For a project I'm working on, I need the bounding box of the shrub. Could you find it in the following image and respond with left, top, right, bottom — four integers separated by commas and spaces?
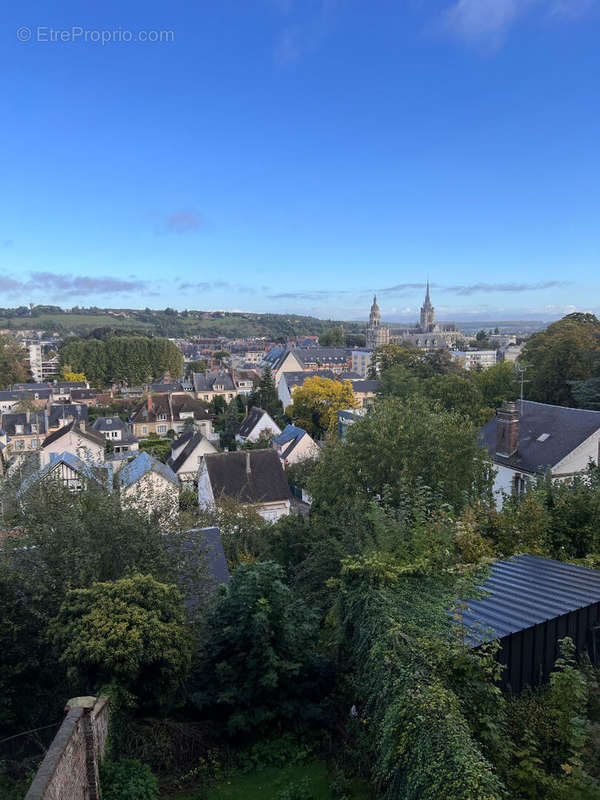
100, 759, 158, 800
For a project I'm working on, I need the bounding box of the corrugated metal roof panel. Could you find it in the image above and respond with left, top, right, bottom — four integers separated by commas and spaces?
460, 554, 600, 644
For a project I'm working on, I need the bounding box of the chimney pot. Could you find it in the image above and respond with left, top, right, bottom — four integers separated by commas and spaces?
147, 394, 153, 411
496, 400, 519, 458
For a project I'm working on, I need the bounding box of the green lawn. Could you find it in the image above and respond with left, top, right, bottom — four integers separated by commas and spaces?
166, 761, 373, 800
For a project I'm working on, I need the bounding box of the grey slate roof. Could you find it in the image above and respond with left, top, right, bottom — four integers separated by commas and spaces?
204, 449, 291, 504
192, 371, 236, 392
92, 416, 127, 432
460, 554, 600, 645
237, 407, 269, 440
272, 424, 309, 460
12, 382, 52, 391
350, 379, 380, 392
1, 412, 48, 436
165, 526, 230, 612
168, 432, 210, 474
42, 420, 105, 449
117, 450, 180, 489
48, 404, 88, 428
479, 400, 600, 473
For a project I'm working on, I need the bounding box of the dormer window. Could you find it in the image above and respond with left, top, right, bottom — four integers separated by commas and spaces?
157, 413, 167, 421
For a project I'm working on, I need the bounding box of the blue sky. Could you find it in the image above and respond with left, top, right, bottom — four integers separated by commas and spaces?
2, 0, 599, 321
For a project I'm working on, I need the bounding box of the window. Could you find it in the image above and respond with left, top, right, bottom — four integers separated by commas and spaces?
16, 440, 25, 450
204, 395, 209, 401
157, 424, 167, 435
141, 426, 148, 435
30, 439, 39, 448
31, 423, 38, 432
112, 431, 118, 438
157, 413, 167, 421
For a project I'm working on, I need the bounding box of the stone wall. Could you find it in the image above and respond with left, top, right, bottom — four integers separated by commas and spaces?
25, 696, 109, 800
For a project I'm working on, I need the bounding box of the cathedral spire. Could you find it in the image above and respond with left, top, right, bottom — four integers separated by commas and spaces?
420, 280, 435, 332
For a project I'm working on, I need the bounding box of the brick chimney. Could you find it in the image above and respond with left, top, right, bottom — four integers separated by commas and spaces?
246, 450, 252, 475
496, 401, 519, 458
147, 394, 153, 411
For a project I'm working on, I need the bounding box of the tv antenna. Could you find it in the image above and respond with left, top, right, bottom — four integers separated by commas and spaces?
515, 363, 532, 406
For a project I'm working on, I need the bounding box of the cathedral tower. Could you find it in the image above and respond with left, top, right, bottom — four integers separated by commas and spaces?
419, 281, 435, 332
366, 295, 389, 349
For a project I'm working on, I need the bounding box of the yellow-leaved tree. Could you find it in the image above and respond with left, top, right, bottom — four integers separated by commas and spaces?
61, 365, 87, 383
286, 376, 357, 438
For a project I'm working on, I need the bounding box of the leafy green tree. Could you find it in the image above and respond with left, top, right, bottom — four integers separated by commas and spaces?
250, 364, 285, 424
473, 361, 517, 410
51, 574, 191, 710
191, 562, 331, 736
0, 334, 30, 388
0, 480, 201, 733
319, 326, 345, 346
309, 395, 493, 513
521, 313, 600, 406
570, 376, 600, 410
220, 397, 241, 450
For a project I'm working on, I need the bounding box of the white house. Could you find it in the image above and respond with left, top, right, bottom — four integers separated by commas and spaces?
20, 451, 113, 494
167, 430, 217, 483
480, 400, 600, 507
452, 350, 497, 370
272, 425, 320, 467
198, 449, 291, 522
117, 450, 180, 520
235, 407, 281, 445
40, 421, 106, 467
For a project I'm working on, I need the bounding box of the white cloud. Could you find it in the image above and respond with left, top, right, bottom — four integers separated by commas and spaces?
439, 0, 598, 46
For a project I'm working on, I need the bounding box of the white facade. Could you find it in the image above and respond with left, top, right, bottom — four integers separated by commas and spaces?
41, 429, 105, 467
172, 437, 217, 481
276, 432, 320, 467
121, 469, 179, 520
491, 429, 600, 508
235, 410, 281, 444
197, 459, 291, 522
452, 350, 497, 370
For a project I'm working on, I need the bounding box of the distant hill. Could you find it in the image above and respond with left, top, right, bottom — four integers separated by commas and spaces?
0, 305, 366, 340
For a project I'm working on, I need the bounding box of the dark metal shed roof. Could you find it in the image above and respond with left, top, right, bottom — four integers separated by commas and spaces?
461, 554, 600, 645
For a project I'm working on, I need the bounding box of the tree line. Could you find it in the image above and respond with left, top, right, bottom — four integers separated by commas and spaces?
59, 333, 184, 387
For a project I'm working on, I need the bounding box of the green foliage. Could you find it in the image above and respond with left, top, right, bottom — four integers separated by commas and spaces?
277, 777, 314, 800
250, 364, 285, 425
0, 334, 30, 389
192, 562, 332, 737
337, 551, 505, 800
309, 395, 493, 513
319, 327, 344, 347
521, 313, 600, 406
51, 573, 192, 710
59, 334, 184, 387
100, 758, 158, 800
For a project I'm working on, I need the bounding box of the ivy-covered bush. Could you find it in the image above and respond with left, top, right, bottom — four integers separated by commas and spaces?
100, 759, 158, 800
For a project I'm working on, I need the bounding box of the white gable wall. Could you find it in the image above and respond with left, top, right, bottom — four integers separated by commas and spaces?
280, 433, 320, 466
41, 431, 104, 466
176, 438, 218, 479
197, 460, 216, 509
552, 429, 600, 476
